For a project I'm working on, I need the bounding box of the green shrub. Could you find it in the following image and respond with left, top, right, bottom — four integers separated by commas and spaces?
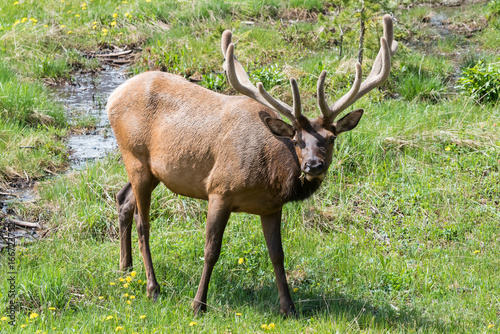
249, 64, 286, 90
458, 60, 500, 104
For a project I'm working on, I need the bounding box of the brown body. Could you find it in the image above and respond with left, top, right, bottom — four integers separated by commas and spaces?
108, 15, 397, 316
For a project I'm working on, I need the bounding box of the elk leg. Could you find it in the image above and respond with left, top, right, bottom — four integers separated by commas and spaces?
192, 195, 231, 315
116, 182, 136, 272
129, 172, 160, 300
261, 210, 296, 316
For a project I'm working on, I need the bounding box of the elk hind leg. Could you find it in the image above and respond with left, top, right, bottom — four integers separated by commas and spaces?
116, 181, 136, 272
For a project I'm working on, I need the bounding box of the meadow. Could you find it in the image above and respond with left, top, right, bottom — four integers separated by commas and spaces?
0, 0, 499, 333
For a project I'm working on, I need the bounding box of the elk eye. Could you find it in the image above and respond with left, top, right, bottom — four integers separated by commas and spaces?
292, 139, 299, 147
328, 136, 336, 144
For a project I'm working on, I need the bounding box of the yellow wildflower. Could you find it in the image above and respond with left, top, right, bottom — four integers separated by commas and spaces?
106, 315, 114, 320
125, 276, 132, 282
81, 3, 87, 6
123, 283, 129, 288
126, 300, 131, 305
146, 0, 151, 2
29, 312, 39, 319
238, 258, 244, 264
488, 324, 495, 329
236, 313, 242, 316
123, 293, 129, 297
268, 323, 276, 329
138, 280, 142, 283
116, 326, 123, 331
0, 317, 8, 321
13, 20, 20, 26
474, 250, 480, 254
21, 324, 27, 328
14, 1, 19, 5
130, 295, 135, 299
140, 315, 146, 319
261, 324, 269, 330
75, 14, 80, 17
130, 271, 137, 277
98, 296, 104, 300
21, 17, 28, 23
49, 307, 56, 310
67, 30, 72, 34
293, 288, 298, 292
119, 277, 125, 282
60, 24, 66, 28
123, 1, 128, 3
113, 13, 118, 18
189, 321, 197, 326
110, 282, 116, 285
30, 18, 38, 23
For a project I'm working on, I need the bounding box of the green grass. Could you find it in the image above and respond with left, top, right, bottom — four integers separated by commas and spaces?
1, 0, 500, 333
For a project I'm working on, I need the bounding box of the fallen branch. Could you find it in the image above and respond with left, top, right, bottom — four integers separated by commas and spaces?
6, 217, 41, 229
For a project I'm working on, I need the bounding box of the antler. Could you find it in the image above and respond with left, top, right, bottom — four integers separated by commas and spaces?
221, 30, 301, 124
318, 14, 398, 123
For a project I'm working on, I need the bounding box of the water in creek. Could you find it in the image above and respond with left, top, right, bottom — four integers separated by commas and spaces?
55, 65, 129, 168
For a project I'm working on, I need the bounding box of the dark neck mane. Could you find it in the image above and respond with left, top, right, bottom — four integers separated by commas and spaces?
284, 176, 323, 202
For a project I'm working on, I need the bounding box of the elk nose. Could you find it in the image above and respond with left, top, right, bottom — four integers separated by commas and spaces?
304, 160, 324, 174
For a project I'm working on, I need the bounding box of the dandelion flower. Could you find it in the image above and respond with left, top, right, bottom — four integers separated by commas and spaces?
21, 17, 28, 23
146, 0, 152, 2
474, 250, 480, 254
30, 18, 38, 23
293, 288, 298, 292
98, 296, 104, 300
488, 324, 495, 329
119, 277, 125, 282
261, 324, 269, 330
139, 315, 146, 319
238, 258, 244, 264
49, 307, 56, 310
445, 146, 451, 151
123, 293, 129, 297
236, 313, 242, 316
113, 13, 118, 18
13, 20, 20, 26
110, 282, 116, 285
60, 24, 66, 28
268, 323, 276, 329
29, 313, 39, 319
126, 300, 131, 305
14, 1, 19, 5
123, 0, 128, 3
106, 315, 114, 320
130, 271, 137, 277
130, 295, 135, 299
75, 14, 80, 17
21, 324, 27, 328
0, 317, 8, 321
138, 280, 142, 283
116, 326, 123, 331
189, 321, 197, 326
125, 276, 132, 282
68, 30, 72, 34
123, 283, 129, 288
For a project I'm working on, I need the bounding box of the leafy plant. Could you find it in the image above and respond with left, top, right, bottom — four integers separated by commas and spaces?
201, 73, 226, 92
249, 64, 286, 90
458, 60, 500, 104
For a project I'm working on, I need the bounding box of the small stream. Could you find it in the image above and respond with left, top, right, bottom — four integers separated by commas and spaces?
0, 65, 129, 250
55, 65, 129, 168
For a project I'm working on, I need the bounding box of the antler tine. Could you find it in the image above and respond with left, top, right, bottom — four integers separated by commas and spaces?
331, 15, 397, 116
222, 31, 300, 124
317, 63, 362, 122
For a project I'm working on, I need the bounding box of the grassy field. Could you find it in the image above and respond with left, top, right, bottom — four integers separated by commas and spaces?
1, 0, 500, 333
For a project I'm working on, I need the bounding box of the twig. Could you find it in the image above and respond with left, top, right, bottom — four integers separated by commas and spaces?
6, 217, 41, 229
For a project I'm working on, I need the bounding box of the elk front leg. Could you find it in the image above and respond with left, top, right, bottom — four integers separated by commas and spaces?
261, 210, 296, 316
116, 182, 136, 272
192, 195, 231, 315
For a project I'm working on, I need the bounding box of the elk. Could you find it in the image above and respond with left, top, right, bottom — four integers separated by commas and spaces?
107, 15, 397, 316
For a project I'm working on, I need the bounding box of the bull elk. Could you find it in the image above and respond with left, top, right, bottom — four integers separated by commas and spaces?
107, 15, 398, 316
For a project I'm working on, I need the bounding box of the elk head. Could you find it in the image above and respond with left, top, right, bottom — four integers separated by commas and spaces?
221, 15, 398, 182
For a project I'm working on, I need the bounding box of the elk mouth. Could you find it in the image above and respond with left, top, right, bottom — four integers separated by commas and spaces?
302, 171, 326, 182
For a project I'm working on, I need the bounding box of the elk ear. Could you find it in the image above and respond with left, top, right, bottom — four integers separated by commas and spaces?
265, 117, 295, 138
333, 109, 364, 135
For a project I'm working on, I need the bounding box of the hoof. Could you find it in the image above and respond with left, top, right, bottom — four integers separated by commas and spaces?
280, 303, 297, 318
191, 300, 207, 316
147, 283, 160, 301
